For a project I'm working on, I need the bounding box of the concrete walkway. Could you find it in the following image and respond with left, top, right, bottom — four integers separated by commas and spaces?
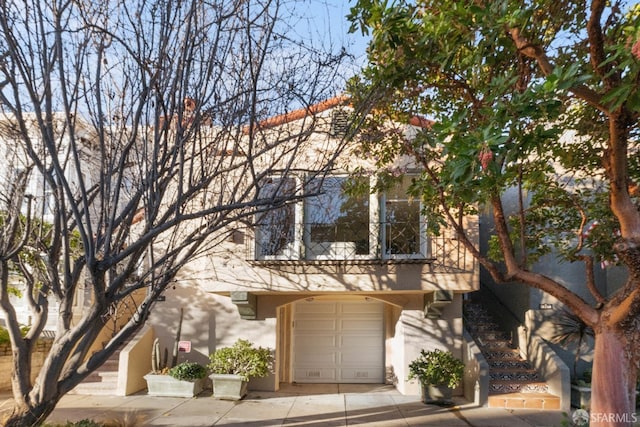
14, 384, 571, 427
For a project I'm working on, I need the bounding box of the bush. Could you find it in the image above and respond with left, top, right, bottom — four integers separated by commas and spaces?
168, 361, 207, 381
0, 325, 31, 344
408, 349, 464, 389
208, 339, 273, 382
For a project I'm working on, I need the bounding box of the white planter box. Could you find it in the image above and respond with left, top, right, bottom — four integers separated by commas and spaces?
144, 374, 204, 398
571, 384, 591, 409
210, 374, 248, 400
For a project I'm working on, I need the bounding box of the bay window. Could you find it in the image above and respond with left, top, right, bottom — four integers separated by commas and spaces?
254, 174, 428, 261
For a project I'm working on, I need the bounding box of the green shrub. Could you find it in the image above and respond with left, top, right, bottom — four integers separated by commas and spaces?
0, 325, 31, 345
168, 361, 207, 381
208, 339, 274, 382
408, 349, 464, 388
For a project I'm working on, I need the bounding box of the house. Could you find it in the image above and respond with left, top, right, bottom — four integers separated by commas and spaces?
141, 96, 480, 397
0, 113, 97, 331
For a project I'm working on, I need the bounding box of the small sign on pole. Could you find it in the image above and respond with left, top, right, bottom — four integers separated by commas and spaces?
178, 341, 191, 353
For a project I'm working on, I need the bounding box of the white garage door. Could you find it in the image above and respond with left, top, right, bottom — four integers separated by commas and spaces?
292, 299, 384, 383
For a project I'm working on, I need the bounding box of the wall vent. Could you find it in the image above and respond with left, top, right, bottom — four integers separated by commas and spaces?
330, 109, 350, 138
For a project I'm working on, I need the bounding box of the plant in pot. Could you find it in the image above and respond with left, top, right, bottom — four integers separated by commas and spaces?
144, 338, 208, 397
408, 349, 464, 404
570, 369, 592, 409
208, 338, 274, 400
550, 309, 594, 409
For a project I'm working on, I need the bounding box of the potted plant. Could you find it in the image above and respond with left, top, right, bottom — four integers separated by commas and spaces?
550, 309, 595, 409
570, 369, 592, 409
408, 349, 464, 404
144, 361, 208, 397
208, 339, 274, 400
144, 337, 208, 397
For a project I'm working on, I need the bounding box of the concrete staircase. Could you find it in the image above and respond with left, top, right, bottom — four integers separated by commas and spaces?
70, 344, 123, 395
464, 300, 561, 410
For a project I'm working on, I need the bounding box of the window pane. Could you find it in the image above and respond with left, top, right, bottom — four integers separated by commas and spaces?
306, 177, 369, 258
385, 200, 420, 255
256, 178, 296, 257
384, 177, 421, 256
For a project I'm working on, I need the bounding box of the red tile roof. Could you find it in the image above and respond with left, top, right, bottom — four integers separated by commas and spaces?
243, 95, 432, 134
243, 95, 350, 134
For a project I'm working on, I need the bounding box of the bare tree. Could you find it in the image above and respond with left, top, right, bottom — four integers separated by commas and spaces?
0, 0, 350, 425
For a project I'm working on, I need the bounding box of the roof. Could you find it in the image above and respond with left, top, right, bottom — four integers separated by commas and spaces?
243, 95, 433, 134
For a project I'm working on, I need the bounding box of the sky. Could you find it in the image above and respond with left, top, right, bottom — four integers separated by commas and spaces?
287, 0, 371, 80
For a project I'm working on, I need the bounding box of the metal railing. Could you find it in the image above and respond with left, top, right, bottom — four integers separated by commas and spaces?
254, 221, 474, 271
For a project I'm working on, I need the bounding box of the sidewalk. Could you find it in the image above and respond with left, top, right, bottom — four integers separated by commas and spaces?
27, 384, 567, 427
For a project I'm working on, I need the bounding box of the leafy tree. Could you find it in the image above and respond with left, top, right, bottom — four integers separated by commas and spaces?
0, 0, 349, 425
347, 0, 639, 424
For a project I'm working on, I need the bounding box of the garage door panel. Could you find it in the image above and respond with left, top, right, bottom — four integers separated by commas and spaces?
340, 319, 383, 331
295, 351, 337, 364
340, 368, 381, 382
338, 334, 380, 347
295, 335, 336, 347
294, 368, 337, 382
295, 303, 337, 314
340, 302, 381, 314
295, 319, 336, 331
293, 300, 384, 384
341, 350, 383, 364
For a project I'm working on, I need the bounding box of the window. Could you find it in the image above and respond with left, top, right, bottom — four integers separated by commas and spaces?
304, 176, 371, 260
254, 174, 427, 261
255, 177, 298, 259
381, 176, 427, 259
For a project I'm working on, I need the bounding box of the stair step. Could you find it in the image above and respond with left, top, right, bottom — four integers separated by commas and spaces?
474, 331, 510, 341
70, 382, 118, 396
98, 371, 119, 380
490, 370, 540, 381
73, 337, 129, 396
69, 381, 117, 396
465, 297, 560, 410
100, 359, 120, 371
467, 323, 501, 332
490, 380, 549, 394
484, 349, 522, 360
488, 359, 533, 370
479, 339, 512, 349
488, 392, 561, 409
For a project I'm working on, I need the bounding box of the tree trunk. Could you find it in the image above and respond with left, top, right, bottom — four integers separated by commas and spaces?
3, 398, 58, 427
590, 327, 637, 427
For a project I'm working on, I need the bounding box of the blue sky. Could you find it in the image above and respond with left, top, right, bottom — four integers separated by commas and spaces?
286, 0, 370, 78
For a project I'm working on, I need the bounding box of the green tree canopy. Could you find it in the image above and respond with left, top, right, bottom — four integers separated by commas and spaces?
348, 0, 639, 424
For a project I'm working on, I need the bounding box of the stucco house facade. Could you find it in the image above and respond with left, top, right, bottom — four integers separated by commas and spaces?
142, 97, 480, 396
0, 113, 97, 332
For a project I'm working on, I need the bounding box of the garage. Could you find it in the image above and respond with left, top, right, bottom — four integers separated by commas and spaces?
292, 298, 384, 383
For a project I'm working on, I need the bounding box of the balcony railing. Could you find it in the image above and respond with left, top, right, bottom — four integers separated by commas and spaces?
253, 221, 473, 272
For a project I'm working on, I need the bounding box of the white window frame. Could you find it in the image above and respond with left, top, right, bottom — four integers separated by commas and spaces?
302, 175, 377, 261
379, 176, 429, 260
254, 176, 302, 260
253, 173, 428, 261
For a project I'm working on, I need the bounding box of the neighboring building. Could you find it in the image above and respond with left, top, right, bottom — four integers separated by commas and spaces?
0, 113, 98, 331
144, 96, 480, 396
